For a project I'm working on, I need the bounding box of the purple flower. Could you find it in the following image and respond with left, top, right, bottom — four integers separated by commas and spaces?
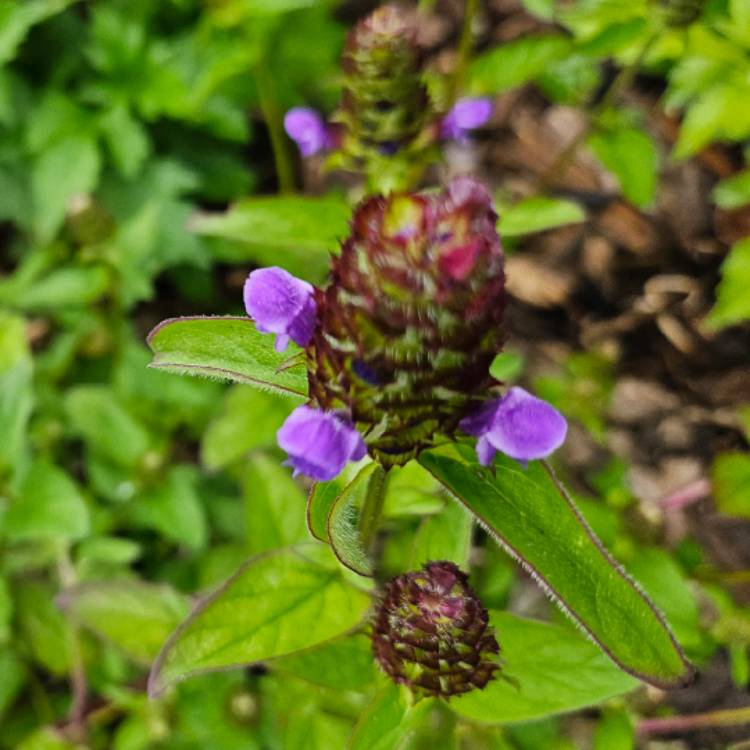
243, 267, 317, 352
277, 406, 367, 481
460, 387, 567, 466
441, 98, 493, 143
283, 107, 330, 157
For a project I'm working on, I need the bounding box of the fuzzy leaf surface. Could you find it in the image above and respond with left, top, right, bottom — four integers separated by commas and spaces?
449, 611, 638, 723
147, 316, 308, 398
419, 448, 692, 688
149, 548, 370, 695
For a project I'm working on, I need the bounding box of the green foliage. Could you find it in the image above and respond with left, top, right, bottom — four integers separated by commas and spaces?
712, 450, 750, 518
498, 197, 586, 237
706, 238, 750, 329
149, 548, 371, 695
147, 316, 308, 397
419, 448, 693, 687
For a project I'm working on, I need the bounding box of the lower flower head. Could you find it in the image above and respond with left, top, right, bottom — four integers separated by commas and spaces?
459, 387, 567, 465
372, 561, 500, 698
276, 406, 366, 481
441, 98, 493, 143
284, 107, 330, 157
243, 266, 317, 352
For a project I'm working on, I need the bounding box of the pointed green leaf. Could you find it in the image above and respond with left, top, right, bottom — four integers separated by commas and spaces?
419, 448, 693, 688
148, 548, 370, 696
306, 459, 371, 541
449, 611, 638, 724
147, 316, 308, 398
327, 463, 377, 577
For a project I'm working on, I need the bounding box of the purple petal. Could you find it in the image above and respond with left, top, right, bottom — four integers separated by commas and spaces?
283, 107, 329, 157
244, 267, 316, 350
461, 387, 567, 464
441, 98, 493, 141
277, 406, 367, 481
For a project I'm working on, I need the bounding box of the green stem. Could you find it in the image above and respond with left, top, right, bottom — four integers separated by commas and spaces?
358, 464, 389, 550
254, 66, 295, 194
450, 0, 480, 104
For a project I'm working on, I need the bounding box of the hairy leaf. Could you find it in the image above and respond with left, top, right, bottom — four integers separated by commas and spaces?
147, 316, 308, 398
419, 448, 693, 688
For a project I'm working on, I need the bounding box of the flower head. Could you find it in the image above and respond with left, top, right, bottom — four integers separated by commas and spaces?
307, 176, 506, 466
372, 561, 500, 698
243, 267, 317, 352
441, 98, 493, 143
283, 107, 330, 157
459, 387, 567, 466
277, 406, 366, 481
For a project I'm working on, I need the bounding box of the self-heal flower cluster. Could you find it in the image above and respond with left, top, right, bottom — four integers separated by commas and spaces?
243, 177, 568, 481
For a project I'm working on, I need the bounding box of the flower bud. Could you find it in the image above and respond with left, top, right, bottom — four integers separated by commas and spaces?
335, 5, 436, 185
306, 177, 506, 467
372, 561, 500, 699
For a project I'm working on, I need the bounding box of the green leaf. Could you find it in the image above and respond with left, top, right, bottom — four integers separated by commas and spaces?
3, 461, 89, 542
65, 386, 152, 469
489, 350, 525, 383
594, 709, 635, 750
713, 169, 750, 210
307, 460, 371, 541
192, 194, 350, 281
327, 463, 377, 577
99, 103, 151, 178
148, 547, 371, 695
0, 312, 33, 481
275, 634, 377, 691
0, 266, 110, 311
242, 453, 308, 554
60, 580, 189, 665
409, 501, 473, 570
129, 466, 207, 551
589, 127, 658, 208
147, 316, 308, 399
450, 611, 637, 724
0, 647, 25, 718
712, 451, 750, 518
469, 35, 573, 95
499, 197, 585, 237
32, 134, 101, 243
419, 448, 693, 688
0, 0, 77, 65
201, 386, 290, 469
349, 683, 437, 750
706, 239, 750, 329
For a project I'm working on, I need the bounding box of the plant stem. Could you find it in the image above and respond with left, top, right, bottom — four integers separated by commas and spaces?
639, 705, 750, 736
254, 66, 295, 194
450, 0, 480, 104
358, 464, 389, 551
57, 547, 88, 743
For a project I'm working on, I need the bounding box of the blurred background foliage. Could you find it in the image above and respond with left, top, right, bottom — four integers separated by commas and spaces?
0, 0, 748, 748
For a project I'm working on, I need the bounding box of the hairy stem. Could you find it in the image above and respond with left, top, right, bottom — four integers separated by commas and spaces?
358, 464, 389, 551
639, 705, 750, 736
451, 0, 481, 104
254, 66, 295, 194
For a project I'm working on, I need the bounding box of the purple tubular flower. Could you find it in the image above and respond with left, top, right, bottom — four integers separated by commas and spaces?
283, 107, 329, 157
243, 267, 317, 352
277, 406, 367, 481
441, 97, 493, 142
459, 387, 568, 466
